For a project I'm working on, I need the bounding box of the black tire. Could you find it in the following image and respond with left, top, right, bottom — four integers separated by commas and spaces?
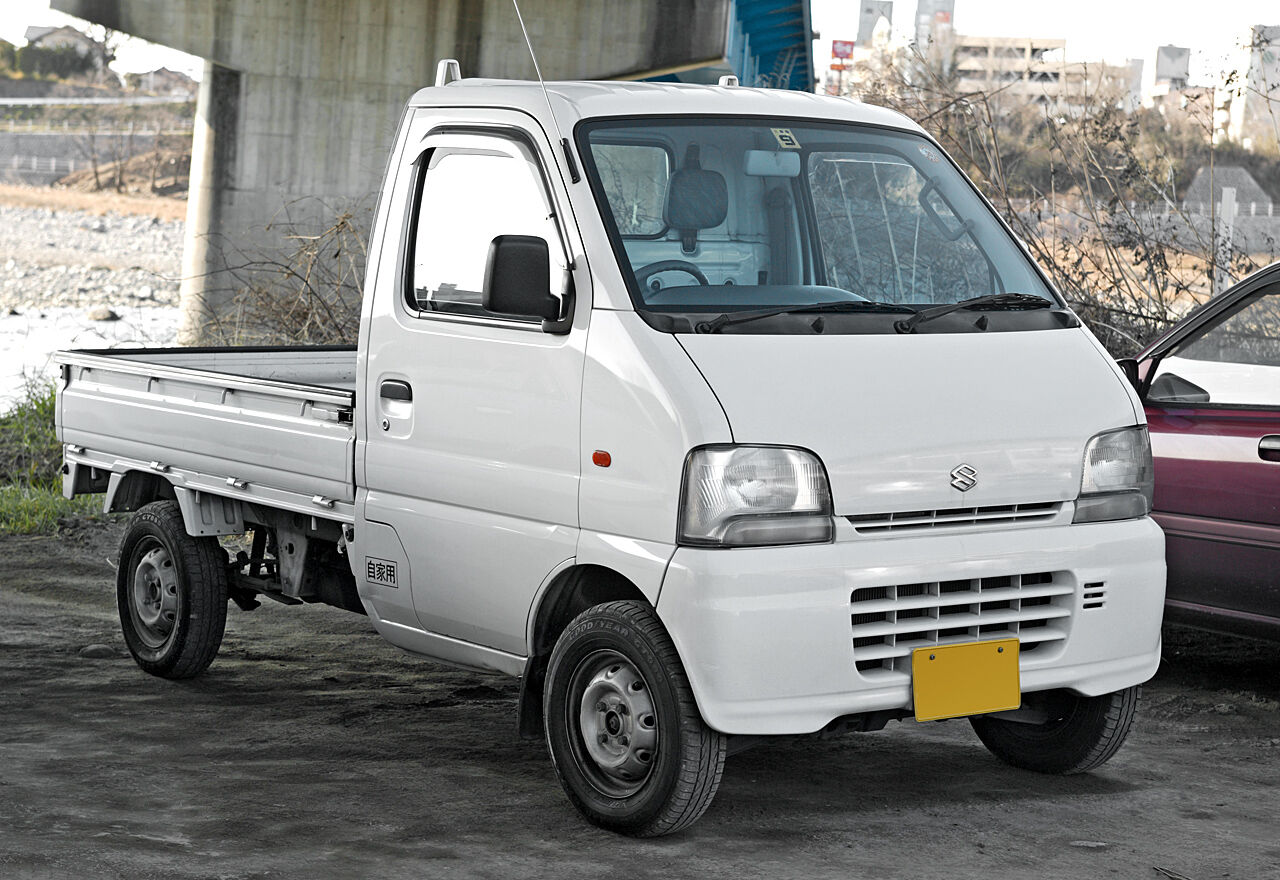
543, 600, 727, 837
117, 500, 229, 679
970, 686, 1140, 774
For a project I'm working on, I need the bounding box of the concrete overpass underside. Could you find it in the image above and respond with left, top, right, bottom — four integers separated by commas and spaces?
53, 0, 813, 342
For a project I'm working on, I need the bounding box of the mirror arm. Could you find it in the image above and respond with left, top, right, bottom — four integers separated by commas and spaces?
1115, 357, 1141, 394
1137, 354, 1161, 399
541, 272, 575, 335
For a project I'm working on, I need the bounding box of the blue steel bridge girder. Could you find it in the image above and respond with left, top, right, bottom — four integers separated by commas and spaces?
748, 28, 808, 54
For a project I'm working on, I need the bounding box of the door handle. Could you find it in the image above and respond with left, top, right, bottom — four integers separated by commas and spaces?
1261, 435, 1280, 463
379, 380, 413, 402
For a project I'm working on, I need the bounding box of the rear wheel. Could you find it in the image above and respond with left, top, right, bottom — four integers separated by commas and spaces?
970, 686, 1140, 774
117, 500, 229, 679
544, 600, 726, 836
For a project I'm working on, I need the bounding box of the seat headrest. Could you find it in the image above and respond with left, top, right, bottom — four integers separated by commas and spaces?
663, 145, 727, 253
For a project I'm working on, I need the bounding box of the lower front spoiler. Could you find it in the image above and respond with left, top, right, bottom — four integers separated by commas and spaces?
656, 518, 1166, 735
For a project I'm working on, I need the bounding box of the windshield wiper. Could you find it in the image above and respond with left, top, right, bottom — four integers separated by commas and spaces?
694, 300, 918, 334
893, 292, 1053, 334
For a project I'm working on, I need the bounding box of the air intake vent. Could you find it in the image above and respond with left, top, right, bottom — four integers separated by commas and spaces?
1082, 581, 1107, 609
846, 502, 1062, 535
850, 571, 1073, 676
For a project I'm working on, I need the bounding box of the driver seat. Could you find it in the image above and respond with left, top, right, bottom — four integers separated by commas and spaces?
664, 144, 728, 255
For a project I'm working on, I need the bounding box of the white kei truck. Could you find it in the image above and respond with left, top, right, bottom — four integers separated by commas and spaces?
55, 68, 1165, 837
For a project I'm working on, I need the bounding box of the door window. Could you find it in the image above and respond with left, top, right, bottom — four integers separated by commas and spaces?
1149, 290, 1280, 407
408, 137, 566, 321
592, 142, 671, 237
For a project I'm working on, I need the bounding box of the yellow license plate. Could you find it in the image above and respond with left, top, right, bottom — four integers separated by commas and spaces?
912, 638, 1020, 722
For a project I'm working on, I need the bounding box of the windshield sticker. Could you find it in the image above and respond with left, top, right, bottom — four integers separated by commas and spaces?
918, 145, 941, 163
772, 128, 801, 150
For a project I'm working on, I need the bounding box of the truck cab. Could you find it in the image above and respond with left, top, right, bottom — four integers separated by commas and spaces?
57, 73, 1164, 837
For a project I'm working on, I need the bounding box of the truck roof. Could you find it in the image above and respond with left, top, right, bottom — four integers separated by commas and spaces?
406, 79, 926, 137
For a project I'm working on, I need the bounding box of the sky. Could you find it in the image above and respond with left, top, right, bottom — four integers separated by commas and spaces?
810, 0, 1280, 96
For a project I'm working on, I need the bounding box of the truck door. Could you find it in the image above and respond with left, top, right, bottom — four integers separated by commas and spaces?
362, 116, 586, 656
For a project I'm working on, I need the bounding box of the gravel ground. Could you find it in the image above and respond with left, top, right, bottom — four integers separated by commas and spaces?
0, 202, 183, 311
0, 200, 182, 406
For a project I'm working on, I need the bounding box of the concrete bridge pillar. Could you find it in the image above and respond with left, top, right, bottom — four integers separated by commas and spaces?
179, 61, 237, 342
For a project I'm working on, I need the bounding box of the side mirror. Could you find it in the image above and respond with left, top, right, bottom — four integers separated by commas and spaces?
1148, 372, 1210, 404
483, 235, 571, 333
1115, 357, 1141, 393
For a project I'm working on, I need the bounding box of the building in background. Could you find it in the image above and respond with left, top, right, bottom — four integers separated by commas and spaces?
1226, 24, 1280, 150
952, 35, 1141, 115
1182, 165, 1273, 215
914, 0, 954, 49
857, 1, 893, 47
1155, 45, 1191, 91
22, 25, 100, 62
125, 67, 197, 98
1150, 45, 1199, 125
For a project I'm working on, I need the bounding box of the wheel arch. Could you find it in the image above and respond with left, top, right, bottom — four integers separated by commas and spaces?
105, 470, 176, 513
518, 564, 650, 739
106, 472, 244, 538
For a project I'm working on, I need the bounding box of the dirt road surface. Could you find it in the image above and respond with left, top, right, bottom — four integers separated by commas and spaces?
3, 522, 1278, 880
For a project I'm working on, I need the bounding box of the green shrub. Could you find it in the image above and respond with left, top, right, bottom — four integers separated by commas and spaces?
0, 382, 113, 535
0, 484, 104, 535
0, 382, 62, 489
15, 44, 93, 80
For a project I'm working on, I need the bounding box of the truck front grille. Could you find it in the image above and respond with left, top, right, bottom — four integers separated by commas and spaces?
846, 502, 1061, 534
850, 571, 1072, 676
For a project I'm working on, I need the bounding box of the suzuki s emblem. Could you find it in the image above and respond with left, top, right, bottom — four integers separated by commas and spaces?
950, 464, 978, 492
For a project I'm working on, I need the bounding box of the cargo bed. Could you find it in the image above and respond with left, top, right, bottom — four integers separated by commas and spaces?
55, 346, 358, 522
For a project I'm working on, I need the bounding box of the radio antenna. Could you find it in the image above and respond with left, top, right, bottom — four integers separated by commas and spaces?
510, 0, 580, 182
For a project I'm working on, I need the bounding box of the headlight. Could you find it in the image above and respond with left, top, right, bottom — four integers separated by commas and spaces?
679, 445, 833, 546
1073, 426, 1153, 523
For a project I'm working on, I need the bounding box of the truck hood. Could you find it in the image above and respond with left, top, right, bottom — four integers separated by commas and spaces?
678, 329, 1137, 517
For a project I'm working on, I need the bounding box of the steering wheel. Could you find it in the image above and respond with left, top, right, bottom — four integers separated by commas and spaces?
634, 260, 710, 288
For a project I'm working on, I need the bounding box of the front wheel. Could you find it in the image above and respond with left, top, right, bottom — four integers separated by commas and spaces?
543, 600, 727, 837
117, 500, 229, 679
970, 686, 1140, 774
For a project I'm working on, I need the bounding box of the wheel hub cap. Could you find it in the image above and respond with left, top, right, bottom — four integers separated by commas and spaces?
577, 657, 658, 794
131, 545, 179, 647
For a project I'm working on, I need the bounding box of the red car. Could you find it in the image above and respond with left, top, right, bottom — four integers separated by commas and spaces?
1132, 262, 1280, 641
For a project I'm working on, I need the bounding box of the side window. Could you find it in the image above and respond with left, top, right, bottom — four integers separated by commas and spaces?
592, 143, 670, 237
808, 151, 994, 303
1150, 290, 1280, 407
409, 138, 565, 321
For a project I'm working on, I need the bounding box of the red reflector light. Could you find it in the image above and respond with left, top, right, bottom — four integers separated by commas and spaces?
592, 450, 611, 468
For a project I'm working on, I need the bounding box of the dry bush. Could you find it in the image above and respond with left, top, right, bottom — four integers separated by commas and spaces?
205, 198, 370, 346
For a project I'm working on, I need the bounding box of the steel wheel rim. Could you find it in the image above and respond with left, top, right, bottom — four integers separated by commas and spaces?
568, 649, 659, 798
130, 539, 180, 649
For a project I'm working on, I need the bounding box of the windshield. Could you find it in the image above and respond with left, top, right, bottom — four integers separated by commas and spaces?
578, 117, 1061, 333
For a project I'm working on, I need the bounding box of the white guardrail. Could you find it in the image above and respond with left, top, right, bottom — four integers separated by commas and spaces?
4, 154, 84, 174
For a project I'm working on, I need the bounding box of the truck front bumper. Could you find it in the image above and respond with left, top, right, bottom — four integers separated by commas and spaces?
655, 517, 1165, 735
